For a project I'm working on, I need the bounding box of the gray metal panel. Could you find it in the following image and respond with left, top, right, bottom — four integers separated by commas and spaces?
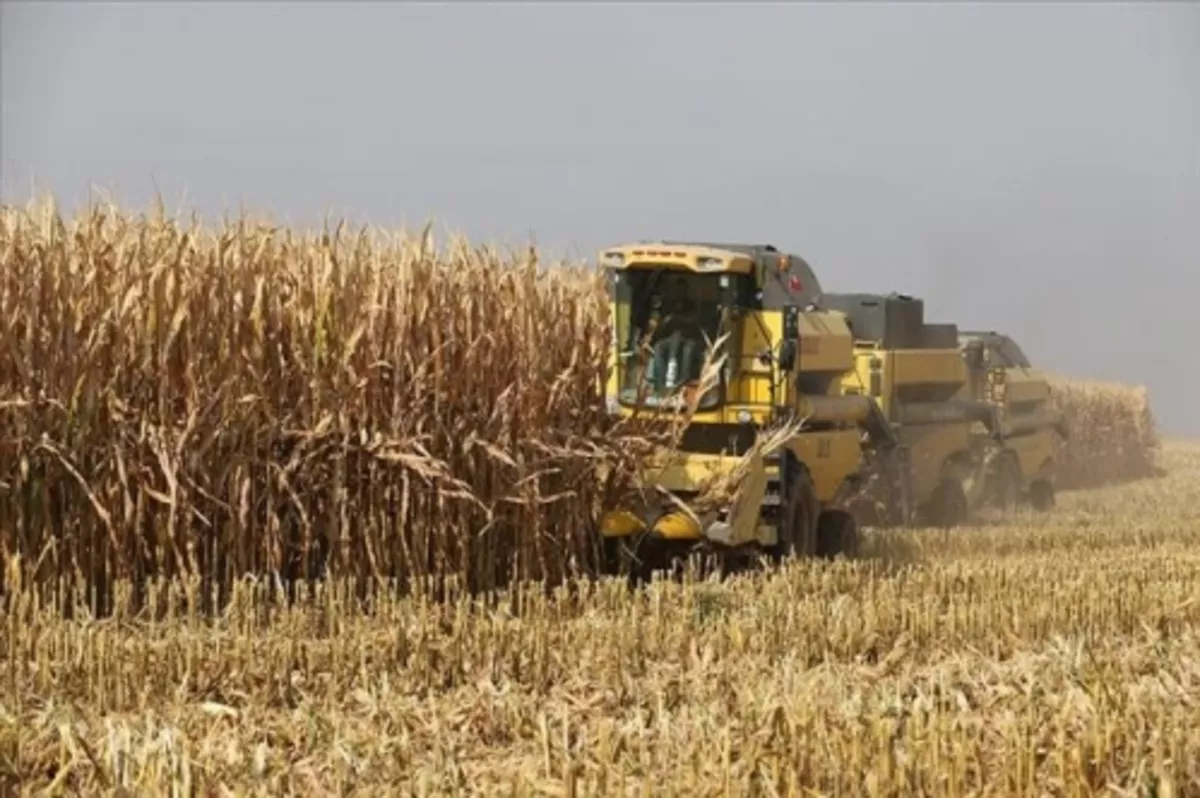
922, 323, 961, 350
819, 292, 925, 348
759, 251, 823, 310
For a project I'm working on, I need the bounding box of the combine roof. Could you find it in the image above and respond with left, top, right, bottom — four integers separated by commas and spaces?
604, 239, 824, 308
958, 330, 1032, 367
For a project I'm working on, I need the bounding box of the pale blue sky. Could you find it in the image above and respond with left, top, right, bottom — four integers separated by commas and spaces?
3, 1, 1198, 434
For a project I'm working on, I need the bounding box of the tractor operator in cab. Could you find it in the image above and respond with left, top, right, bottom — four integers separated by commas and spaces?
647, 275, 707, 392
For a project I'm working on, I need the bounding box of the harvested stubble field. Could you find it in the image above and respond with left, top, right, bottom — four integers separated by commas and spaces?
0, 199, 1184, 795
2, 441, 1196, 795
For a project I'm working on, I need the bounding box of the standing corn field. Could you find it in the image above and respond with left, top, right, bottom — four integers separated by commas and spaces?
0, 198, 676, 608
1046, 375, 1162, 490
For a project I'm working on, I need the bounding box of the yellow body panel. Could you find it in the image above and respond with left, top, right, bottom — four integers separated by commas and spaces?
840, 347, 965, 390
1001, 374, 1052, 405
1001, 427, 1058, 485
600, 511, 644, 537
988, 365, 1053, 405
653, 513, 704, 540
651, 450, 744, 493
727, 310, 779, 406
900, 423, 975, 502
783, 430, 864, 502
599, 508, 709, 541
891, 349, 970, 384
843, 348, 969, 415
639, 430, 858, 505
723, 310, 854, 405
838, 344, 979, 508
793, 311, 855, 374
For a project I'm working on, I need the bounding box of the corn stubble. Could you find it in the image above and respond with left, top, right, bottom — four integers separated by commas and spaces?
1, 198, 1186, 794
4, 443, 1199, 795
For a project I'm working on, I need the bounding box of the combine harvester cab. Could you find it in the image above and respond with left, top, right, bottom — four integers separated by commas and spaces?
959, 330, 1066, 512
820, 292, 1003, 528
597, 242, 904, 577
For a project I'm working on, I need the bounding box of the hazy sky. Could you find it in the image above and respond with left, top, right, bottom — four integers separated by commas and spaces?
3, 2, 1198, 435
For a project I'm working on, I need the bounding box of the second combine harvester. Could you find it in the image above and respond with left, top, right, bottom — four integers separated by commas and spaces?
597, 241, 1064, 577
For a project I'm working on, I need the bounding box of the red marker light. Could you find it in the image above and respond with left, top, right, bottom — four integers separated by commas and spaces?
788, 275, 803, 292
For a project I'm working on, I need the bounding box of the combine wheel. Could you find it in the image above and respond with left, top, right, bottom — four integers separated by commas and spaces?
772, 456, 819, 562
816, 510, 860, 559
987, 454, 1022, 513
1029, 480, 1055, 512
925, 479, 968, 529
845, 496, 881, 530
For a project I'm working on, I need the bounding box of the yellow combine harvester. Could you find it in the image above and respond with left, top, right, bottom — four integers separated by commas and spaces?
820, 295, 1068, 527
597, 242, 909, 576
819, 292, 997, 528
595, 243, 1068, 578
958, 330, 1066, 512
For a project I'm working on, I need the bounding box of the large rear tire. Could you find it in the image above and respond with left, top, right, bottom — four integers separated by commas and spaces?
863, 444, 914, 528
816, 510, 860, 559
925, 478, 968, 529
1029, 479, 1055, 512
987, 454, 1021, 513
773, 455, 819, 562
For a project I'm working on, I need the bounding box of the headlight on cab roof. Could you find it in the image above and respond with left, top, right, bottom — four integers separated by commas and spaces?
696, 256, 724, 271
